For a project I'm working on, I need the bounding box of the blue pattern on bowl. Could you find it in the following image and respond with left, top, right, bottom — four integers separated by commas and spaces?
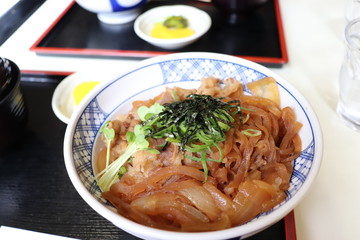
71, 57, 315, 214
110, 0, 147, 11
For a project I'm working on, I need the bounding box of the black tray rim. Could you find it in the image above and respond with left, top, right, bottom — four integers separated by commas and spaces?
29, 0, 288, 67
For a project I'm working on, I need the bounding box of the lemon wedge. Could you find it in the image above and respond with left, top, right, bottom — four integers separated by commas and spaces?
73, 81, 100, 106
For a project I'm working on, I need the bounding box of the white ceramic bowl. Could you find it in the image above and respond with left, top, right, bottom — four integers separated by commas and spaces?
64, 52, 323, 240
134, 5, 212, 49
76, 0, 147, 24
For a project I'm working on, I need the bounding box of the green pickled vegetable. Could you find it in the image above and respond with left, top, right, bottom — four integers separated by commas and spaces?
163, 15, 188, 29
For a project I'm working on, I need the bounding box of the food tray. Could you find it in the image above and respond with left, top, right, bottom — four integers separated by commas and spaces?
30, 0, 288, 68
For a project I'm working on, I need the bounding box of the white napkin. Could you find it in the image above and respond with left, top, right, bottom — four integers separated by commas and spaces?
0, 226, 78, 240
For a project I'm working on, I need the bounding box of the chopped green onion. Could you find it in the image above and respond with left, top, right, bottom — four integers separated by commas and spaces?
172, 89, 179, 102
241, 129, 262, 136
118, 166, 127, 177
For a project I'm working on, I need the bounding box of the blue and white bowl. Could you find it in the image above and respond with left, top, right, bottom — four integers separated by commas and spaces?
76, 0, 147, 24
64, 52, 323, 240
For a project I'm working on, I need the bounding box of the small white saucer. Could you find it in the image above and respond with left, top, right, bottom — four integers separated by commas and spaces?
134, 5, 212, 49
51, 71, 116, 124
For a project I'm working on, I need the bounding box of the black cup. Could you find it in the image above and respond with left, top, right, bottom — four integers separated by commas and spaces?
0, 58, 28, 152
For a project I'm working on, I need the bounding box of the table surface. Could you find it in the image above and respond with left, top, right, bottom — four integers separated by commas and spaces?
1, 0, 360, 240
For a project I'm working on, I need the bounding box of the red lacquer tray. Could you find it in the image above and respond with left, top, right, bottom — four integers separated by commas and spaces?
30, 0, 288, 68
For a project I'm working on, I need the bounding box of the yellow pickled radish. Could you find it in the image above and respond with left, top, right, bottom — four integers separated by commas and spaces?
73, 81, 100, 106
151, 23, 194, 39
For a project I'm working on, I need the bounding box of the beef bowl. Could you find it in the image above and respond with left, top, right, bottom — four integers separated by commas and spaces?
63, 52, 322, 240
